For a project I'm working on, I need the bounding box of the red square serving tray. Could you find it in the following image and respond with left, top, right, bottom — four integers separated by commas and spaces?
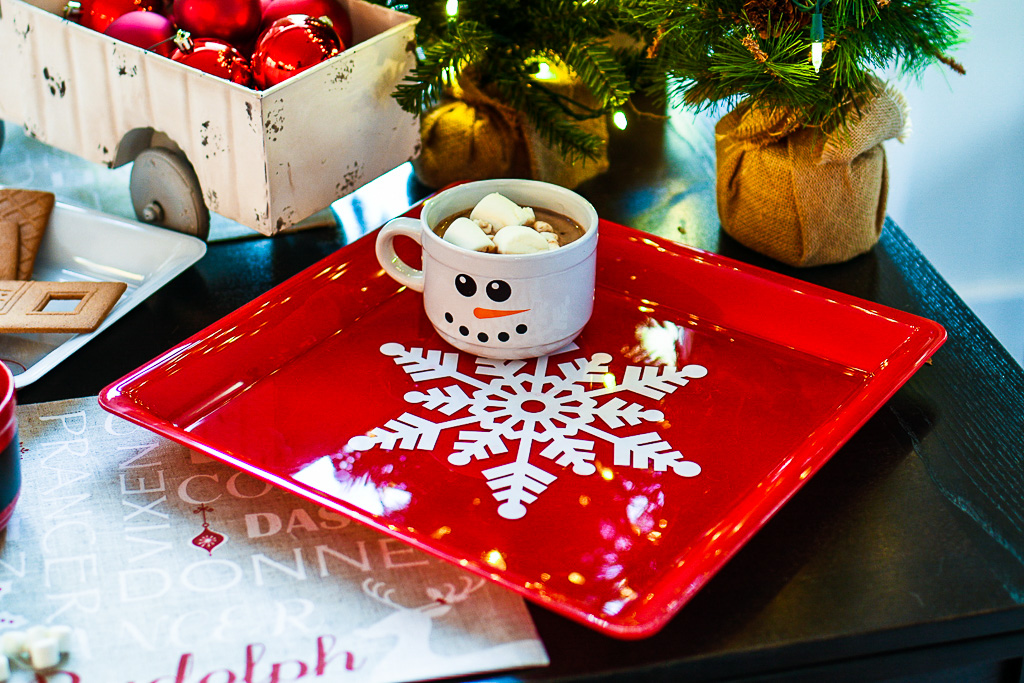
100, 213, 946, 639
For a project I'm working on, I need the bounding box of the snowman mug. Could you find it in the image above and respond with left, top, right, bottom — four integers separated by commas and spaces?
375, 179, 599, 359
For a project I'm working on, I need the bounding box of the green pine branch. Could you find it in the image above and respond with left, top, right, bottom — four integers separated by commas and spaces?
628, 0, 969, 130
559, 42, 632, 109
392, 21, 493, 113
376, 0, 967, 148
492, 69, 608, 163
371, 0, 645, 161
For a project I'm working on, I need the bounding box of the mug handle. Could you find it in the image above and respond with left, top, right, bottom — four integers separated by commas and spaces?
375, 217, 425, 292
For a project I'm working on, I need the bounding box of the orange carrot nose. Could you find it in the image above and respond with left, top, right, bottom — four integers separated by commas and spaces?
473, 307, 530, 319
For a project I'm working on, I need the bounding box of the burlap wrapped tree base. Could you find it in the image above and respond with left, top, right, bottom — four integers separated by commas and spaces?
715, 85, 909, 267
413, 70, 609, 190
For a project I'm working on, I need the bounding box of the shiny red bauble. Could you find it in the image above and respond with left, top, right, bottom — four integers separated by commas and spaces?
172, 0, 261, 44
251, 15, 341, 90
65, 0, 158, 33
104, 11, 176, 56
171, 37, 253, 86
260, 0, 351, 48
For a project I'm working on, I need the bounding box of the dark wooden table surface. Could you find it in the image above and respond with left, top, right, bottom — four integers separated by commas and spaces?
4, 106, 1024, 683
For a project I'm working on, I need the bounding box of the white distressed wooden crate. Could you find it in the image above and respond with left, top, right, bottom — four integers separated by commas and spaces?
0, 0, 419, 235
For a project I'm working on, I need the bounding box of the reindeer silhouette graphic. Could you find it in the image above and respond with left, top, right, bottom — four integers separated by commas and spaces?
353, 576, 548, 682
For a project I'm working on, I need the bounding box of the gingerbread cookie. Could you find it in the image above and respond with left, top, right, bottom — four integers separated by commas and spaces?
0, 280, 127, 334
0, 188, 56, 280
0, 221, 18, 280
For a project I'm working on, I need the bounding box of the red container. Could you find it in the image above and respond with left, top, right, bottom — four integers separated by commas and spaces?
0, 363, 18, 531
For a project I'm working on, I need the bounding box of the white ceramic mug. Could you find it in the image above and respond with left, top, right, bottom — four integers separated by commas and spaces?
375, 179, 599, 358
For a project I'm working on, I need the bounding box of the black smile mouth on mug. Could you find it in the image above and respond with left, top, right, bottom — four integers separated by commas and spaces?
443, 312, 529, 344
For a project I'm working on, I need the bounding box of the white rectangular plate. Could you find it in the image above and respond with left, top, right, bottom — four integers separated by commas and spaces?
0, 201, 206, 387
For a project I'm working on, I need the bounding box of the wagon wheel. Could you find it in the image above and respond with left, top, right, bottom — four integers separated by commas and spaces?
130, 147, 210, 241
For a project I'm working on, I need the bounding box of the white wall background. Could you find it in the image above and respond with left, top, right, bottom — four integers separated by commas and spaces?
883, 0, 1024, 365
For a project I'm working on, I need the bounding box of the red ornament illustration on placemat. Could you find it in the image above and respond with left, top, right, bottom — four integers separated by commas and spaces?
347, 343, 708, 520
191, 503, 225, 554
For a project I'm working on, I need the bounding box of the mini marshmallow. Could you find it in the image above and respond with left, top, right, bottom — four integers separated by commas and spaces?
470, 193, 535, 230
48, 625, 73, 653
443, 217, 495, 252
493, 225, 551, 254
0, 654, 10, 681
0, 631, 25, 659
474, 218, 497, 235
24, 625, 48, 644
28, 636, 60, 670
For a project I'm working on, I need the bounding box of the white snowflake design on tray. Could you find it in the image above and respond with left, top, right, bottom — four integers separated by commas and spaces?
348, 342, 709, 520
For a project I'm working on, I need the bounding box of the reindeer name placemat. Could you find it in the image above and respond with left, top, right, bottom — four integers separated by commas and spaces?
0, 397, 548, 683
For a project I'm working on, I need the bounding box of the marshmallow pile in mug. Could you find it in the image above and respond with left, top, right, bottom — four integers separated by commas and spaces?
442, 193, 564, 254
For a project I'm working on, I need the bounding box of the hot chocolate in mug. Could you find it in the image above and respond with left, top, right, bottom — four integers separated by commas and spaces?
375, 179, 599, 359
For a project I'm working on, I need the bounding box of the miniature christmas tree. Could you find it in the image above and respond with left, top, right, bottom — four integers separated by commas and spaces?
630, 0, 969, 131
375, 0, 642, 163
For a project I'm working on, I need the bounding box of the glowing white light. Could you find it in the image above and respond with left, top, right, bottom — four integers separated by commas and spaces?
811, 42, 822, 73
612, 110, 628, 130
445, 0, 458, 17
533, 61, 555, 80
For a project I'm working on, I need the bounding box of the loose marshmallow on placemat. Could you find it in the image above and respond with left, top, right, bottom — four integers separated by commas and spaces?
28, 636, 59, 670
47, 626, 73, 654
0, 632, 24, 659
24, 626, 47, 644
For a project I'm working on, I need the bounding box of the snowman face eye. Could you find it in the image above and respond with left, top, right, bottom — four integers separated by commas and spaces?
486, 280, 511, 302
455, 274, 477, 297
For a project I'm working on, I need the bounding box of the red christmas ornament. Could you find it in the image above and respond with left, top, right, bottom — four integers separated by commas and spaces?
260, 0, 352, 48
251, 15, 341, 90
64, 0, 157, 33
191, 504, 225, 555
172, 37, 253, 86
104, 11, 176, 56
172, 0, 261, 44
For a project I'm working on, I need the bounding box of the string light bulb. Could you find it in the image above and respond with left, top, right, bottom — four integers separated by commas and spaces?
810, 11, 824, 72
794, 0, 827, 73
532, 60, 555, 80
